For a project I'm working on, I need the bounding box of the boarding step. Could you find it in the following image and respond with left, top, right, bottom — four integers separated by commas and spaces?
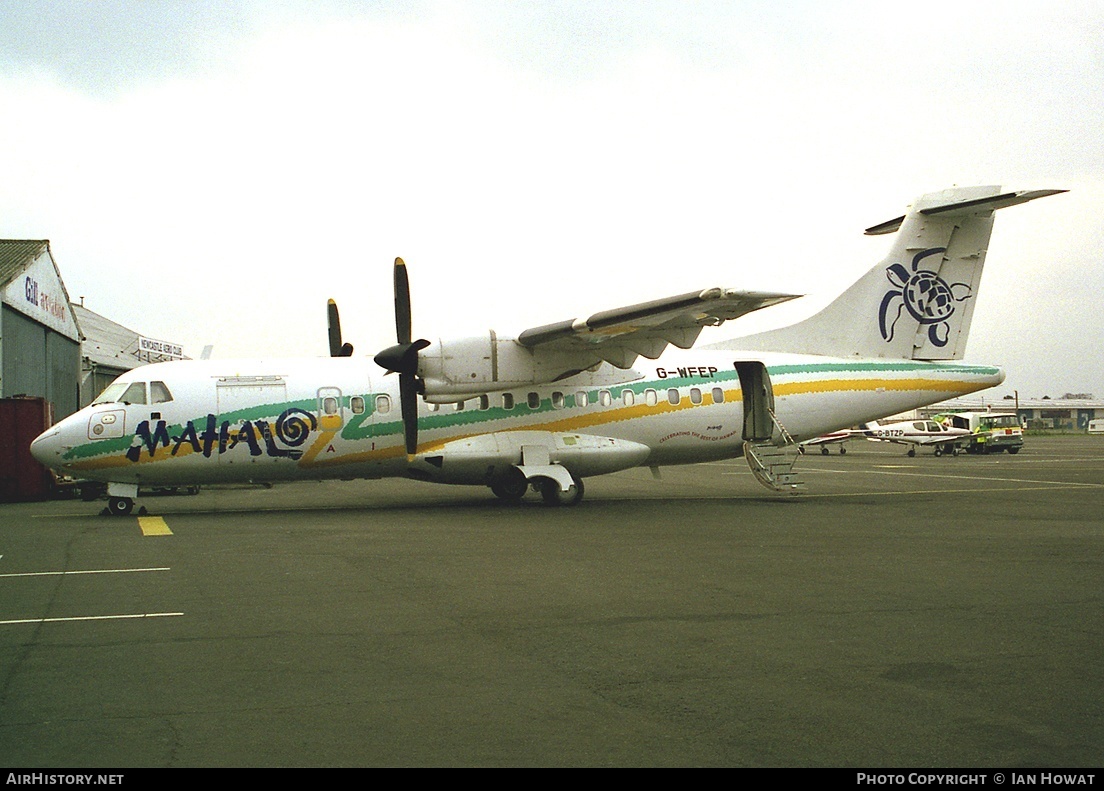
743, 440, 805, 494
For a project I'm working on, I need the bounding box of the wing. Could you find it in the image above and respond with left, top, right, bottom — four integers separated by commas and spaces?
516, 288, 800, 369
799, 430, 856, 446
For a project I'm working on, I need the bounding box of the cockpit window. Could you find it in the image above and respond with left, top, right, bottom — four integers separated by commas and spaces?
121, 383, 148, 405
151, 381, 173, 404
92, 381, 129, 405
92, 381, 148, 405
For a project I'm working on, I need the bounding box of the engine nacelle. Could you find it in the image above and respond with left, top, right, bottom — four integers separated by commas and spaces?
417, 332, 605, 402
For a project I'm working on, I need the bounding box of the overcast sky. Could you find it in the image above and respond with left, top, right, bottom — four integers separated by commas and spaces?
2, 1, 1102, 399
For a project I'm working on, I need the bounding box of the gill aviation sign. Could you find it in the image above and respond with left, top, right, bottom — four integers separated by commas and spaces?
3, 247, 80, 341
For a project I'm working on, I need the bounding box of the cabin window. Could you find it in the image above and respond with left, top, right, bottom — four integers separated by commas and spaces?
711, 387, 724, 404
479, 395, 490, 411
375, 394, 392, 414
622, 389, 635, 406
150, 381, 173, 403
690, 388, 703, 405
645, 388, 658, 406
351, 396, 365, 414
428, 402, 439, 412
455, 401, 465, 411
912, 421, 926, 431
527, 392, 540, 409
121, 382, 147, 405
576, 391, 589, 408
667, 388, 680, 406
503, 393, 514, 410
552, 391, 565, 409
323, 397, 340, 415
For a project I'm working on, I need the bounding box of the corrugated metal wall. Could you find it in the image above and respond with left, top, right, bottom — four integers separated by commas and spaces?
2, 304, 80, 419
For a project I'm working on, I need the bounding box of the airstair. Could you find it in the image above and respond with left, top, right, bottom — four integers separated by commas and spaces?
743, 408, 805, 493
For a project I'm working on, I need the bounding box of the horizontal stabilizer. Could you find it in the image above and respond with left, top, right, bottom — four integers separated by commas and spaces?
865, 188, 1067, 236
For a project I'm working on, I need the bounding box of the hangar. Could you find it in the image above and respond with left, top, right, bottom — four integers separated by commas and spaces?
1, 240, 187, 500
0, 240, 81, 419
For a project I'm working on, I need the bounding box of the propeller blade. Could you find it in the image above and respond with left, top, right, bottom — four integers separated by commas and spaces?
399, 372, 420, 456
394, 257, 411, 345
327, 300, 342, 356
377, 257, 427, 459
327, 300, 353, 357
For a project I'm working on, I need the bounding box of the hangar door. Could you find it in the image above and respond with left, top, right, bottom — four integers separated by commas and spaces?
1, 306, 80, 419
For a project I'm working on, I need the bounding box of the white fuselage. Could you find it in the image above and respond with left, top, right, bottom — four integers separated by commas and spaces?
30, 348, 1003, 489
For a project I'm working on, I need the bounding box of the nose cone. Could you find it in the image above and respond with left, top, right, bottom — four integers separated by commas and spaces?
30, 427, 62, 468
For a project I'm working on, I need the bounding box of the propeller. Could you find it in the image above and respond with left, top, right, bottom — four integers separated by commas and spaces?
373, 258, 430, 457
327, 299, 354, 357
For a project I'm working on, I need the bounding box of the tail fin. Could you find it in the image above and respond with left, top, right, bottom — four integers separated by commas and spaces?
727, 186, 1065, 360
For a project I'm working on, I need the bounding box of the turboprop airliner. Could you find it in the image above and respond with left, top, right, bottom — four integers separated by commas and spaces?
30, 185, 1063, 515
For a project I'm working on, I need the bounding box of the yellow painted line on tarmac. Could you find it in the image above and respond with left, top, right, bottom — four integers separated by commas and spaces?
138, 516, 173, 536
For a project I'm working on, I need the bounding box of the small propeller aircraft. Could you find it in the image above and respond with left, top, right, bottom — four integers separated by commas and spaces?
858, 418, 974, 456
799, 418, 973, 456
30, 186, 1063, 515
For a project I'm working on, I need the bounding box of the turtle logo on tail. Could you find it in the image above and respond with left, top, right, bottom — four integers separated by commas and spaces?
878, 247, 972, 347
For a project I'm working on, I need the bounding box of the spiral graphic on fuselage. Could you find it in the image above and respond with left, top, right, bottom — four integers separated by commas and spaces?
275, 408, 317, 446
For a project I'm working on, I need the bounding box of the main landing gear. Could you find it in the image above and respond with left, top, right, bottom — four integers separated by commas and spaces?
489, 469, 585, 506
537, 476, 584, 506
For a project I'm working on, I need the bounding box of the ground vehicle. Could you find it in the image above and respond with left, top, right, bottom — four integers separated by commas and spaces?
939, 411, 1023, 454
1089, 418, 1104, 435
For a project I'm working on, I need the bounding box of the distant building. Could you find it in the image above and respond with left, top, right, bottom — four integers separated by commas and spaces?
915, 396, 1104, 431
0, 240, 82, 419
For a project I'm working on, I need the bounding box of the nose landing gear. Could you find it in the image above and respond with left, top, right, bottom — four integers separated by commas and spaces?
105, 483, 139, 517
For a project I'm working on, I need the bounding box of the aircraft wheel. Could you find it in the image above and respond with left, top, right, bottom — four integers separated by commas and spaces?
490, 469, 528, 502
107, 497, 134, 517
820, 446, 829, 455
539, 476, 584, 507
839, 446, 846, 455
934, 447, 942, 457
907, 448, 916, 457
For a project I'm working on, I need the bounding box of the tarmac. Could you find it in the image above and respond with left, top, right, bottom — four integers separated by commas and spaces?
1, 435, 1101, 767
